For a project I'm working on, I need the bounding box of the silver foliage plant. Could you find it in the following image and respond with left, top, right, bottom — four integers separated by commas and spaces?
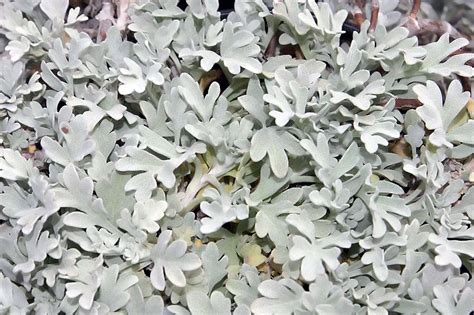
0, 0, 473, 314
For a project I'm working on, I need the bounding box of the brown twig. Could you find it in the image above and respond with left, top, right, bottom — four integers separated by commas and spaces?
369, 0, 379, 32
403, 0, 464, 40
409, 0, 421, 19
348, 0, 365, 28
407, 19, 463, 39
353, 10, 365, 28
394, 98, 423, 109
264, 33, 279, 59
294, 46, 305, 60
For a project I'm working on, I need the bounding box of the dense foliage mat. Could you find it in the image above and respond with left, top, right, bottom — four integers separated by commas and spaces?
0, 0, 473, 314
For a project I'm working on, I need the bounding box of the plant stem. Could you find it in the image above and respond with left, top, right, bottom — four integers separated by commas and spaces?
169, 51, 182, 74
264, 33, 279, 59
369, 0, 379, 32
409, 0, 421, 19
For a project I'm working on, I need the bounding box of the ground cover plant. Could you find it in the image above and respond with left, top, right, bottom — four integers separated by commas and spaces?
0, 0, 473, 314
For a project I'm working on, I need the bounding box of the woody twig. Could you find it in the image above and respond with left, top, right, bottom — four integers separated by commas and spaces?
349, 0, 365, 28
264, 33, 279, 59
369, 0, 379, 32
403, 0, 463, 39
409, 0, 421, 19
